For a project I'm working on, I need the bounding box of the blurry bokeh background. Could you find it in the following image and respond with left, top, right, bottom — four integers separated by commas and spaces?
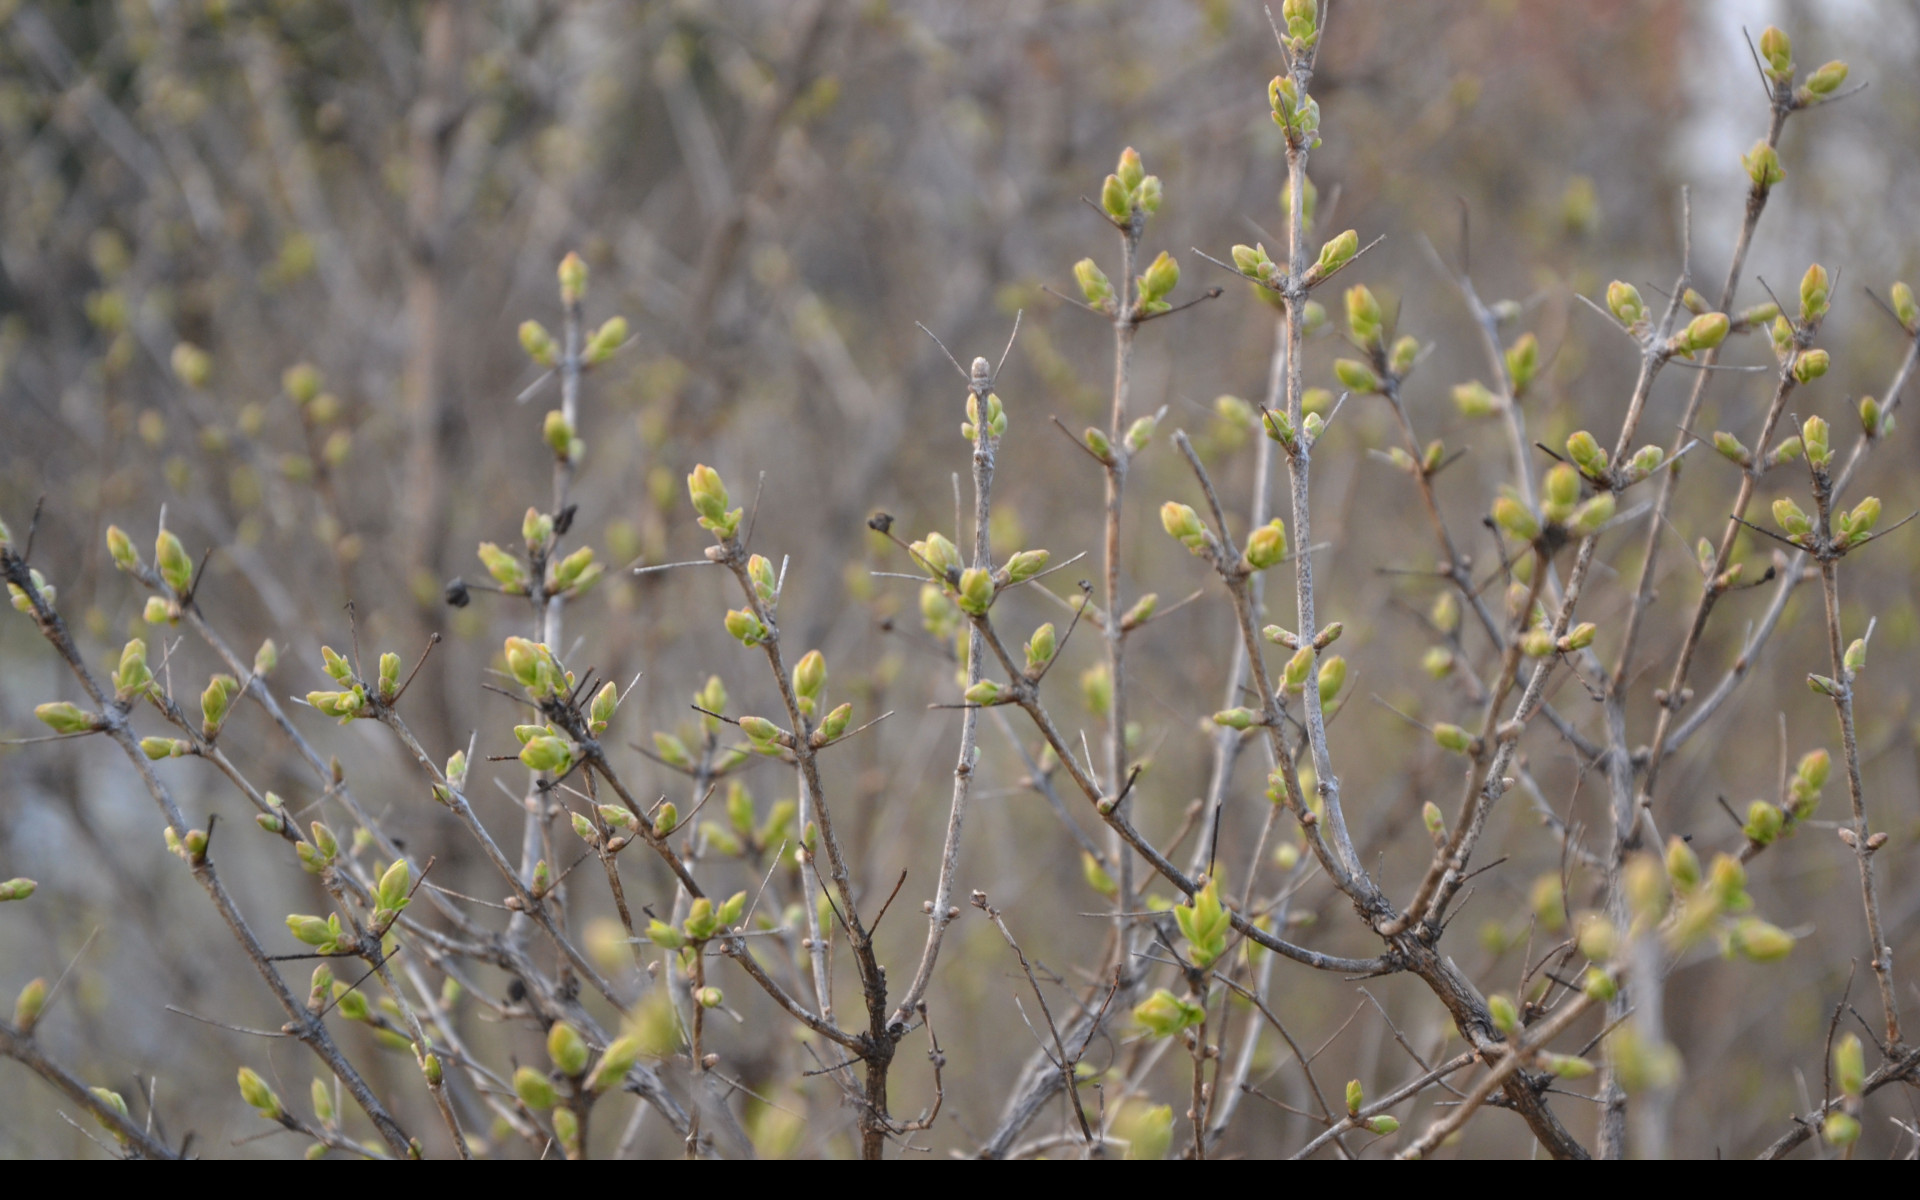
2, 0, 1918, 1159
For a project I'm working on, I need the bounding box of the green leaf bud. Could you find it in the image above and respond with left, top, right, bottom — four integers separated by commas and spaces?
1606, 280, 1646, 325
1493, 496, 1540, 542
964, 680, 1003, 705
1333, 358, 1379, 393
1800, 264, 1831, 323
237, 1067, 282, 1119
1212, 707, 1257, 731
519, 736, 572, 774
105, 525, 138, 573
1823, 1112, 1861, 1147
1844, 637, 1867, 675
956, 567, 994, 615
557, 252, 588, 305
793, 649, 826, 702
1772, 496, 1813, 539
818, 702, 853, 742
1160, 501, 1206, 551
1676, 311, 1729, 354
1744, 801, 1785, 846
1005, 548, 1050, 584
1452, 380, 1500, 417
1487, 994, 1518, 1036
1731, 917, 1794, 962
1792, 348, 1829, 384
1390, 335, 1420, 376
1100, 174, 1130, 222
476, 542, 527, 592
1345, 284, 1382, 346
1544, 1054, 1596, 1080
1074, 258, 1113, 307
1315, 230, 1358, 277
1133, 988, 1205, 1038
1834, 1032, 1865, 1098
585, 315, 628, 364
547, 1021, 589, 1076
1558, 622, 1597, 653
1081, 665, 1112, 718
1713, 431, 1752, 467
283, 363, 322, 407
1421, 645, 1454, 679
34, 701, 95, 735
1433, 723, 1473, 755
514, 1065, 557, 1109
1891, 281, 1917, 332
1022, 623, 1057, 672
696, 986, 723, 1009
0, 879, 37, 904
1742, 141, 1784, 189
1504, 332, 1539, 394
1565, 430, 1607, 476
1363, 1115, 1399, 1136
1345, 1078, 1365, 1117
1758, 26, 1792, 76
1244, 520, 1288, 570
155, 528, 194, 594
1139, 251, 1179, 303
1282, 646, 1314, 693
1422, 801, 1446, 844
687, 464, 739, 537
1317, 655, 1347, 707
724, 608, 767, 647
587, 1035, 640, 1094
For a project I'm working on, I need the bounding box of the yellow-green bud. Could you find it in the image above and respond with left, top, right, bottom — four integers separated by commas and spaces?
1803, 59, 1848, 98
1244, 520, 1287, 570
964, 680, 1003, 705
1676, 311, 1729, 354
1839, 496, 1880, 544
724, 608, 767, 647
687, 464, 738, 537
0, 878, 36, 904
818, 702, 853, 742
1773, 497, 1813, 539
1390, 335, 1420, 376
547, 1021, 589, 1076
1492, 496, 1540, 542
557, 251, 588, 305
237, 1067, 282, 1119
1345, 1078, 1364, 1117
1558, 622, 1597, 653
1823, 1112, 1861, 1147
1844, 637, 1867, 675
283, 362, 322, 407
1565, 430, 1607, 477
1452, 380, 1499, 417
1074, 258, 1112, 307
1161, 501, 1206, 551
1504, 333, 1539, 393
1731, 917, 1793, 962
543, 410, 574, 459
1317, 655, 1347, 707
956, 567, 994, 615
1363, 1115, 1399, 1136
1799, 264, 1830, 323
585, 315, 628, 364
155, 528, 193, 594
1025, 623, 1057, 671
1134, 988, 1204, 1038
1333, 358, 1379, 393
587, 1035, 640, 1093
1433, 723, 1473, 754
1834, 1032, 1865, 1098
105, 525, 138, 573
1005, 548, 1050, 584
1082, 852, 1117, 899
1345, 284, 1382, 345
1213, 708, 1257, 731
1607, 280, 1645, 325
514, 1065, 557, 1109
1282, 646, 1314, 693
696, 986, 723, 1009
519, 736, 572, 774
1758, 26, 1791, 78
1487, 994, 1518, 1036
1713, 431, 1751, 467
1891, 281, 1918, 332
1781, 349, 1827, 385
1315, 230, 1357, 277
793, 649, 826, 702
1139, 251, 1179, 304
34, 702, 95, 735
1742, 141, 1784, 189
